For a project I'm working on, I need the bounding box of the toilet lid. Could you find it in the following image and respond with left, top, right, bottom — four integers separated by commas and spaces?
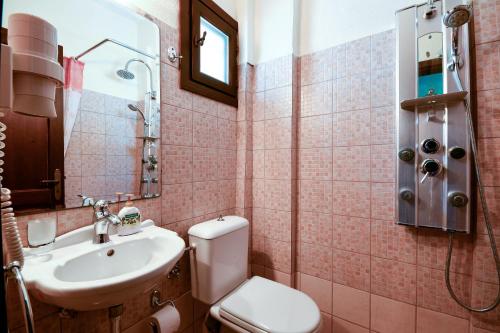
220, 276, 321, 333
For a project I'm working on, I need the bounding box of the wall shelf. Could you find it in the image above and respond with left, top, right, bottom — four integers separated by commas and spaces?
400, 91, 468, 111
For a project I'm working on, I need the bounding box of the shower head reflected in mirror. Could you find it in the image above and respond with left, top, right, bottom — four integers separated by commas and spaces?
128, 104, 149, 126
116, 68, 135, 80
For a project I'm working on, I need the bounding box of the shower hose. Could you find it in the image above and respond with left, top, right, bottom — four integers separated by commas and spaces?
444, 69, 500, 312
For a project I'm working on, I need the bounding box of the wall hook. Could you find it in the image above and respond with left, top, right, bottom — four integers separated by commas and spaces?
167, 47, 183, 63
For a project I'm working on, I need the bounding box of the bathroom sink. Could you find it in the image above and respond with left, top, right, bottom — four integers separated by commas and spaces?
22, 220, 185, 311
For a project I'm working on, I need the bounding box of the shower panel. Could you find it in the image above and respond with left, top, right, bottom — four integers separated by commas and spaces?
395, 0, 472, 233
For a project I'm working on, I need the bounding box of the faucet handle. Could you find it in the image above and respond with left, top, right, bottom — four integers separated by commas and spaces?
93, 199, 110, 219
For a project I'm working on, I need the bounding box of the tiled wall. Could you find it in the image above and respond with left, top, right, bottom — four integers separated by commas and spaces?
64, 89, 142, 208
248, 0, 500, 332
249, 55, 299, 286
6, 10, 238, 333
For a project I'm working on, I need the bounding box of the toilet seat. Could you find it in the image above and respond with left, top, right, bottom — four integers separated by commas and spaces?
212, 276, 321, 333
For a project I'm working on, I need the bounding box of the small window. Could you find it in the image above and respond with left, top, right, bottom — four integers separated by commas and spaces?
180, 0, 238, 106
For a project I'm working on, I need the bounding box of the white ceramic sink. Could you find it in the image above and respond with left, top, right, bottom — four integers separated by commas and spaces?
22, 220, 185, 311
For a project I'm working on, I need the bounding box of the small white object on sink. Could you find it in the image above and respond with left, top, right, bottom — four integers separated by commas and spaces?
27, 216, 57, 248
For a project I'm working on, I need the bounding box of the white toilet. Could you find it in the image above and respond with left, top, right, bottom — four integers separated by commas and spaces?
188, 216, 321, 333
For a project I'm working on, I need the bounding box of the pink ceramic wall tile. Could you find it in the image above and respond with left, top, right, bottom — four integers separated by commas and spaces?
476, 41, 500, 91
370, 182, 395, 220
473, 234, 500, 284
81, 111, 106, 134
193, 112, 218, 148
265, 268, 292, 287
266, 209, 292, 242
474, 0, 500, 45
371, 30, 395, 71
371, 144, 395, 182
330, 45, 346, 79
56, 207, 92, 236
299, 273, 333, 313
81, 175, 107, 197
299, 114, 333, 148
254, 63, 266, 92
252, 235, 269, 266
80, 89, 105, 111
65, 154, 82, 177
252, 178, 266, 208
265, 86, 293, 119
370, 68, 394, 108
346, 36, 371, 76
265, 55, 293, 90
265, 117, 293, 149
217, 149, 237, 180
332, 283, 370, 328
265, 149, 292, 179
161, 183, 193, 224
471, 280, 500, 332
331, 316, 368, 333
253, 149, 265, 179
371, 257, 417, 304
476, 186, 500, 236
218, 179, 236, 211
266, 239, 292, 273
331, 109, 371, 146
350, 75, 371, 110
81, 133, 106, 154
478, 138, 500, 186
162, 64, 193, 109
331, 248, 370, 291
301, 81, 334, 117
64, 177, 82, 207
416, 307, 469, 333
299, 148, 333, 180
253, 91, 265, 121
300, 48, 334, 86
300, 242, 333, 280
370, 294, 416, 333
252, 208, 267, 238
417, 266, 471, 319
192, 147, 218, 181
217, 118, 237, 150
299, 211, 333, 248
161, 105, 193, 146
332, 146, 370, 181
299, 180, 333, 214
370, 106, 395, 145
332, 215, 370, 254
417, 229, 473, 275
162, 145, 193, 185
265, 179, 292, 211
192, 181, 218, 217
253, 120, 266, 149
217, 103, 237, 121
192, 94, 218, 117
371, 219, 417, 264
477, 89, 500, 139
105, 175, 126, 195
331, 181, 371, 218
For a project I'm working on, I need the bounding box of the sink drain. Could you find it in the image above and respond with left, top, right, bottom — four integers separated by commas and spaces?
107, 249, 115, 257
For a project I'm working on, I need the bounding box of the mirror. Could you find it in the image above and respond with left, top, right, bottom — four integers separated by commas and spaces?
417, 32, 443, 97
2, 0, 161, 210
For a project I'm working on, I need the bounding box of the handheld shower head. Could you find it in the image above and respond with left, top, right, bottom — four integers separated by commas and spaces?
443, 5, 472, 28
443, 4, 472, 71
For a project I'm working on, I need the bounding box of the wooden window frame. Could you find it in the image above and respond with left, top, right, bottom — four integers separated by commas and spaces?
180, 0, 238, 107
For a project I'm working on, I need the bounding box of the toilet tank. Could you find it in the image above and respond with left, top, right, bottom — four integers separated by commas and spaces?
188, 216, 249, 304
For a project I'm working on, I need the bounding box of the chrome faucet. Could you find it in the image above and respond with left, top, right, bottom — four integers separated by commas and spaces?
92, 200, 121, 244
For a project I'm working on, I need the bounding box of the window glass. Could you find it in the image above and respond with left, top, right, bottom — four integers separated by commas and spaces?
200, 16, 229, 84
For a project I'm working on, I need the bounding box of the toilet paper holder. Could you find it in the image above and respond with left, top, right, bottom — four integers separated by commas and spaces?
151, 289, 175, 309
